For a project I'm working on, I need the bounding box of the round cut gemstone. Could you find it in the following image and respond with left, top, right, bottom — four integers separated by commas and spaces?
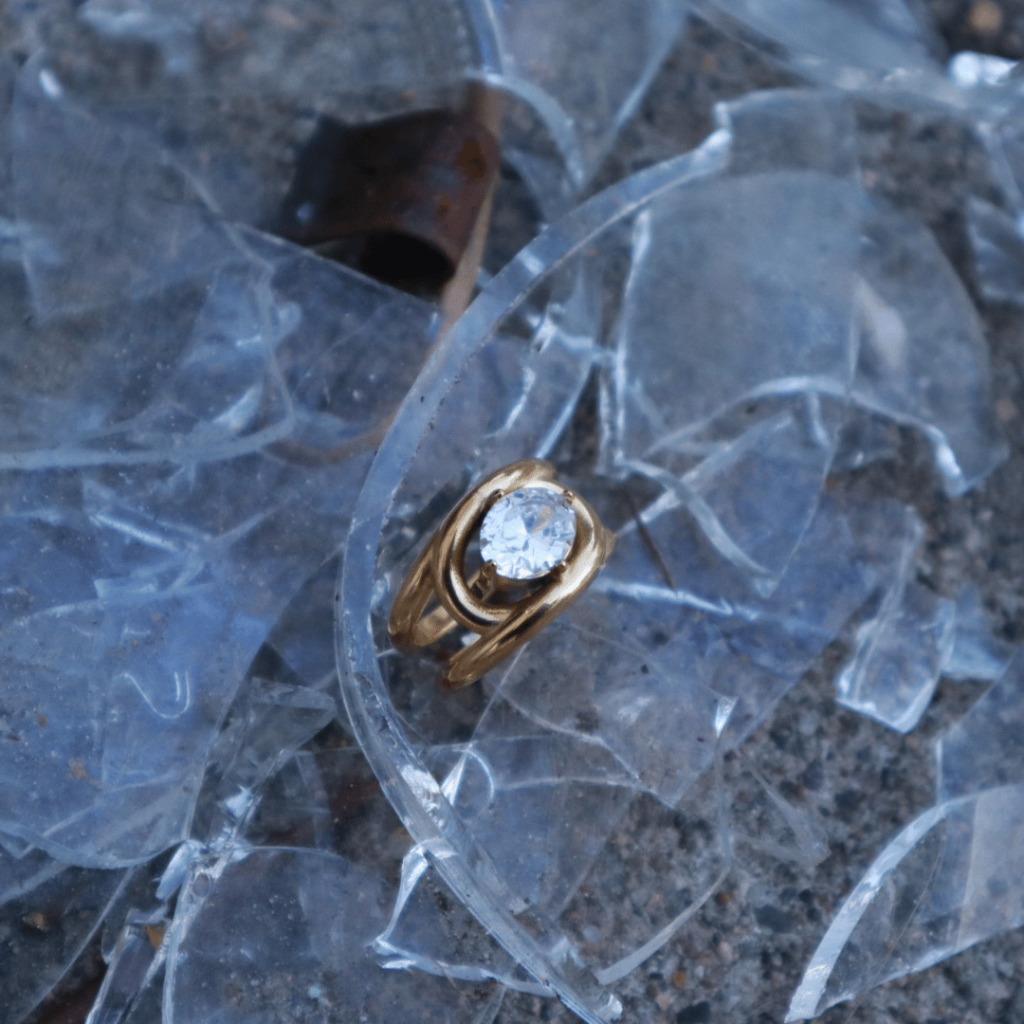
480, 487, 576, 580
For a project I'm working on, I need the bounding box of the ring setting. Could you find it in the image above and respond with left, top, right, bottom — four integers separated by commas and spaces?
388, 459, 615, 689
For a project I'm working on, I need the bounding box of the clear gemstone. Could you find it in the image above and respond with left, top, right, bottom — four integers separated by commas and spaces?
480, 487, 576, 580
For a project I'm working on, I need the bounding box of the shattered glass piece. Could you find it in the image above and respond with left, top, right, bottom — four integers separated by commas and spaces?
188, 675, 337, 849
0, 855, 131, 1024
966, 195, 1024, 306
491, 594, 730, 807
436, 730, 639, 907
86, 908, 168, 1024
165, 847, 505, 1024
115, 967, 164, 1024
610, 170, 861, 585
938, 648, 1024, 801
480, 487, 576, 579
726, 755, 829, 867
675, 403, 847, 588
600, 489, 924, 746
695, 0, 956, 103
377, 852, 544, 992
484, 0, 686, 188
380, 755, 731, 988
787, 784, 1024, 1021
565, 772, 731, 984
715, 88, 859, 180
944, 584, 1015, 682
853, 199, 1007, 493
836, 573, 956, 734
710, 496, 927, 749
612, 171, 860, 457
375, 725, 639, 990
13, 57, 229, 317
726, 495, 923, 668
0, 440, 369, 866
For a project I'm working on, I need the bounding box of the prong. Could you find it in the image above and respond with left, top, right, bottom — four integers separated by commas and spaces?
470, 560, 501, 602
548, 561, 568, 583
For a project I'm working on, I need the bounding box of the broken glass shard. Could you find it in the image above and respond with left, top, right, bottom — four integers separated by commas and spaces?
611, 171, 860, 459
836, 572, 957, 734
787, 783, 1024, 1021
842, 572, 1020, 733
695, 0, 957, 104
13, 57, 229, 318
790, 648, 1024, 1019
482, 0, 686, 190
608, 170, 861, 588
853, 200, 1007, 493
379, 739, 731, 989
165, 846, 506, 1024
943, 584, 1015, 683
87, 907, 169, 1024
187, 675, 337, 851
938, 648, 1024, 801
966, 196, 1024, 307
0, 853, 131, 1024
488, 593, 730, 807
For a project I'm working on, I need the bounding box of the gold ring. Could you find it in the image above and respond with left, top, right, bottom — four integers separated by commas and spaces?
388, 459, 616, 690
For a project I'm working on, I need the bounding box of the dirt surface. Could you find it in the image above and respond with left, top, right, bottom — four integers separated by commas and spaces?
7, 3, 1024, 1024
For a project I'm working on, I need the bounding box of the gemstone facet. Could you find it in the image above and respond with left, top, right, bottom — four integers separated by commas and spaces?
480, 487, 576, 580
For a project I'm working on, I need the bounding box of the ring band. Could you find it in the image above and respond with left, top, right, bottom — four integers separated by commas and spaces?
388, 459, 615, 689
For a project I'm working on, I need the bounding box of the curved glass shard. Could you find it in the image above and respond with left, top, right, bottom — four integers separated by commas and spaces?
787, 784, 1024, 1021
790, 650, 1024, 1019
339, 81, 1010, 1017
339, 138, 731, 1024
